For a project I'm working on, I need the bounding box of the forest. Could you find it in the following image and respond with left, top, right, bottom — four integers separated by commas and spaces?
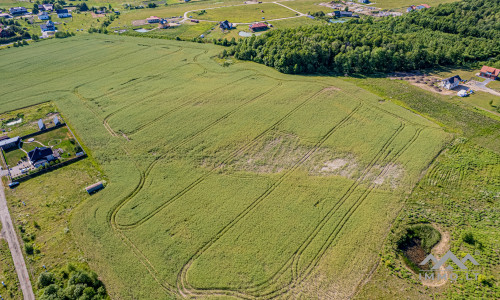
228, 0, 500, 74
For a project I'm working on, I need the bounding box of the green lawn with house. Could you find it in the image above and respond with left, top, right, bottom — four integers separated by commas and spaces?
3, 125, 83, 169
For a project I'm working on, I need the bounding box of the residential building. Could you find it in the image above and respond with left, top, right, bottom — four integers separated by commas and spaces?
158, 19, 169, 28
28, 147, 56, 168
9, 7, 27, 15
220, 20, 233, 30
479, 66, 500, 80
42, 4, 53, 11
147, 16, 160, 23
249, 22, 268, 32
441, 75, 462, 90
56, 9, 71, 18
38, 11, 50, 20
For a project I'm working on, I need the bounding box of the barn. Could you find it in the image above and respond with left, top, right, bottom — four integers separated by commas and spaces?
86, 181, 104, 194
0, 136, 21, 150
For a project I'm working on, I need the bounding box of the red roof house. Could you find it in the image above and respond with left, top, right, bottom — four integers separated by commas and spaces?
147, 16, 161, 23
249, 22, 268, 32
480, 66, 500, 80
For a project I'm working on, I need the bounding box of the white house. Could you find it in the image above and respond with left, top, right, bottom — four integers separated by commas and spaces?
441, 75, 462, 90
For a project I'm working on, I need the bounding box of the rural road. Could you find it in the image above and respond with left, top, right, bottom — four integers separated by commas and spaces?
0, 183, 35, 300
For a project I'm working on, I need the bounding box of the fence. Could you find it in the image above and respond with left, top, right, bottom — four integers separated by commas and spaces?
21, 122, 66, 140
12, 154, 88, 183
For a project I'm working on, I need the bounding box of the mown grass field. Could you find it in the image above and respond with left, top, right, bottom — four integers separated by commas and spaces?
0, 35, 454, 299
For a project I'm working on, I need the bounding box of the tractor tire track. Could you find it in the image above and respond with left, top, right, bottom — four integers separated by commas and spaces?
2, 46, 152, 98
177, 102, 363, 298
113, 80, 288, 229
179, 124, 420, 300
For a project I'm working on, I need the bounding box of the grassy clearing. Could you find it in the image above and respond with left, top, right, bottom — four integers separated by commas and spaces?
197, 3, 297, 23
356, 140, 500, 299
487, 80, 500, 91
0, 238, 21, 299
0, 35, 452, 299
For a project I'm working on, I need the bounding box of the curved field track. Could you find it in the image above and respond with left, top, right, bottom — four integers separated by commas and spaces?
0, 35, 450, 299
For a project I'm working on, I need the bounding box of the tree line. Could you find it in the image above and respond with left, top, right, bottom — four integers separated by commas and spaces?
227, 0, 500, 74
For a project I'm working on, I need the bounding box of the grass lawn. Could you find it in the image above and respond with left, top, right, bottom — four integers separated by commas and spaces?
124, 21, 214, 40
486, 80, 500, 91
196, 3, 297, 23
280, 0, 329, 14
463, 91, 500, 118
2, 148, 25, 167
3, 159, 104, 297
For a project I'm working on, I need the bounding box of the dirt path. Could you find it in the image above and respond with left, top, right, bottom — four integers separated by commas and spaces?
421, 224, 450, 287
0, 183, 35, 300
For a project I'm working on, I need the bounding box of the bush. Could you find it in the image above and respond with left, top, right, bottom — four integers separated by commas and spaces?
462, 231, 475, 245
24, 243, 34, 255
478, 274, 495, 287
37, 272, 56, 288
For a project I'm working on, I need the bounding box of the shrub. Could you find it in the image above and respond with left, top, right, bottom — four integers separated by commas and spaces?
462, 231, 475, 245
37, 272, 56, 288
24, 243, 34, 255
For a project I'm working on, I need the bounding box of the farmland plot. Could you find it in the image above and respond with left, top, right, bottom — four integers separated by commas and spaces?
0, 35, 449, 299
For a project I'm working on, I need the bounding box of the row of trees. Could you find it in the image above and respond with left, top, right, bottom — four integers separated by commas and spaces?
228, 0, 500, 74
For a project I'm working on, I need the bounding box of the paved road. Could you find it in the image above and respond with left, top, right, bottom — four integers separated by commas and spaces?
466, 81, 500, 96
0, 183, 35, 300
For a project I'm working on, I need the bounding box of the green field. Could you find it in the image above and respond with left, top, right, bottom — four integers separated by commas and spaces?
194, 3, 297, 23
0, 34, 451, 299
0, 34, 498, 299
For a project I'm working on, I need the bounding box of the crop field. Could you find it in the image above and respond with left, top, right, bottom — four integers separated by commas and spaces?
0, 35, 461, 299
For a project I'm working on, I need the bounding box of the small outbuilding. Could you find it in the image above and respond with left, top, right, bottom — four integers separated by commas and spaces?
54, 116, 61, 126
38, 119, 46, 131
0, 136, 21, 150
86, 181, 104, 194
